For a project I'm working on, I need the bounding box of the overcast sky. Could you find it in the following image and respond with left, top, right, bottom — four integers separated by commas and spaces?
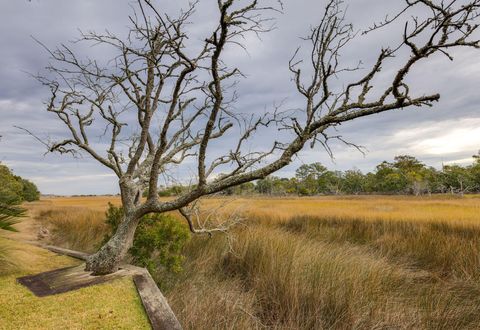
0, 0, 479, 195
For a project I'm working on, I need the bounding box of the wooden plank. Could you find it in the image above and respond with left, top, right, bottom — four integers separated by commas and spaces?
20, 240, 90, 261
44, 245, 90, 260
17, 264, 131, 297
133, 272, 183, 330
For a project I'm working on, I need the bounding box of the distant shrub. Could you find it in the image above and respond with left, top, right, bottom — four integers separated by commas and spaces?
158, 185, 186, 197
142, 185, 188, 197
0, 164, 40, 204
19, 178, 40, 202
0, 165, 24, 205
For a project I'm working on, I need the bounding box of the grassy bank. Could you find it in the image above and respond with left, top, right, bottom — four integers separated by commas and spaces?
0, 230, 149, 329
32, 195, 480, 329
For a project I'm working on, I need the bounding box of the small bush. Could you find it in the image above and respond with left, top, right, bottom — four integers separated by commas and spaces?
130, 214, 190, 274
104, 204, 190, 279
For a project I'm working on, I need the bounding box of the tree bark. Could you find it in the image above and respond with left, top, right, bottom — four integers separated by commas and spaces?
85, 214, 140, 275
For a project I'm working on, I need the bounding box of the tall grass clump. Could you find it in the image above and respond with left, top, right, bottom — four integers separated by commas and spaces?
219, 227, 409, 328
36, 207, 107, 252
280, 216, 480, 281
167, 225, 480, 329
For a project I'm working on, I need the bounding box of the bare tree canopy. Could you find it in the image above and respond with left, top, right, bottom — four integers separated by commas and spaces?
28, 0, 480, 275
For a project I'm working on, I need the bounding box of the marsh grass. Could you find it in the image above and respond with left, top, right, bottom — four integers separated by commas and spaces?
35, 207, 108, 253
280, 216, 480, 281
31, 196, 480, 329
169, 227, 480, 329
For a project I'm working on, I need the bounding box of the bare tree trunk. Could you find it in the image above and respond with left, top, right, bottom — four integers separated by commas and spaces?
85, 214, 140, 275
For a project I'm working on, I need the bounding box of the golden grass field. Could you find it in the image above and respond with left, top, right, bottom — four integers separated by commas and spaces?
10, 195, 480, 329
39, 194, 480, 223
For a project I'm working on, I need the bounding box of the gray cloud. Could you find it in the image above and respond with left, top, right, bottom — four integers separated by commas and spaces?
0, 0, 479, 194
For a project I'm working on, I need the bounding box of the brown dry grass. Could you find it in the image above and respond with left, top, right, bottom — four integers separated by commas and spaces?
30, 201, 107, 253
28, 195, 480, 329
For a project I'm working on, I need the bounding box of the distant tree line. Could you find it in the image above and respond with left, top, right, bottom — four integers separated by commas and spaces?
153, 153, 480, 197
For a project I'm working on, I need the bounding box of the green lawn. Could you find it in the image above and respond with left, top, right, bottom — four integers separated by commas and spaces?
0, 237, 150, 329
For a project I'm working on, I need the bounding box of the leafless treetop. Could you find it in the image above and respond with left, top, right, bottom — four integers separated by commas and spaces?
30, 0, 479, 223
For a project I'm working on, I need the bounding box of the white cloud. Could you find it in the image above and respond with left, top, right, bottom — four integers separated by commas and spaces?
393, 118, 480, 156
415, 127, 480, 155
444, 157, 476, 166
31, 173, 117, 184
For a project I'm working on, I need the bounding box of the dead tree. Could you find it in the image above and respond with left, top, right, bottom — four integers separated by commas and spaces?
29, 0, 480, 275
